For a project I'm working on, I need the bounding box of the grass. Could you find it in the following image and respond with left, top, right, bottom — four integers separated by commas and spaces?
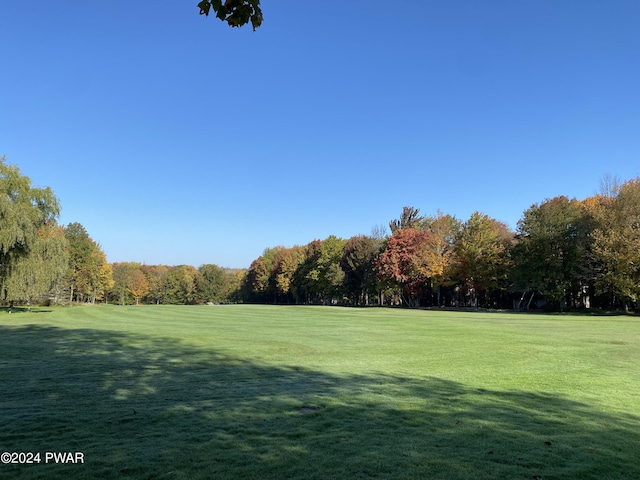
1, 305, 639, 479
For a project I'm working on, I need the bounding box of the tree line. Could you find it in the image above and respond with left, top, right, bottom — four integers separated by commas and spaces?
242, 178, 640, 312
2, 156, 639, 311
0, 158, 244, 307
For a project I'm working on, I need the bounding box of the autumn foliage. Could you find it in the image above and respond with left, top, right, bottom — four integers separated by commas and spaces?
4, 153, 640, 311
240, 179, 640, 311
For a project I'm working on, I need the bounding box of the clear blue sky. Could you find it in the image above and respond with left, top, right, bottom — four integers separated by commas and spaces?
2, 1, 639, 268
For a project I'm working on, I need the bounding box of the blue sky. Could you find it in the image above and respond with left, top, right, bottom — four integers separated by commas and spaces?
2, 1, 639, 268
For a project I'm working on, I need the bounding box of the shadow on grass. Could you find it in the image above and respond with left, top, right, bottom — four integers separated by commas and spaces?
0, 307, 53, 314
1, 325, 638, 480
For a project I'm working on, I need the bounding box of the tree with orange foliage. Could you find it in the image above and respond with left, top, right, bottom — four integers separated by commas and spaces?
376, 228, 431, 306
589, 178, 640, 309
417, 213, 461, 307
127, 269, 149, 305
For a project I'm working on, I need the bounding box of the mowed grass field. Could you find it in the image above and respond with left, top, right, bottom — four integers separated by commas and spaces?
1, 305, 639, 480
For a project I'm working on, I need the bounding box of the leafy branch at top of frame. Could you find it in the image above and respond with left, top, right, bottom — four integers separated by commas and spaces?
198, 0, 263, 30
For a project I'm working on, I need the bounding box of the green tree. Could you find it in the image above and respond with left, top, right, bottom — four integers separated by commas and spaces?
198, 0, 263, 30
162, 265, 201, 304
296, 236, 346, 304
198, 264, 225, 303
316, 236, 346, 304
111, 262, 131, 305
63, 223, 113, 303
455, 212, 514, 308
198, 264, 242, 303
512, 196, 593, 310
340, 235, 382, 305
243, 246, 282, 303
142, 265, 169, 304
2, 224, 69, 305
0, 157, 61, 288
293, 240, 322, 304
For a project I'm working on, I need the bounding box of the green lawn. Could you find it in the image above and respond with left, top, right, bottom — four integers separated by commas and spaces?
1, 305, 639, 479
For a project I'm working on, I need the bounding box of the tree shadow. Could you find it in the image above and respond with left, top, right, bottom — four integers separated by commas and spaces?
1, 325, 638, 479
0, 306, 53, 314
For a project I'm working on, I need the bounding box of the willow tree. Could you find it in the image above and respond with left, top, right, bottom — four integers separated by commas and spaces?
2, 225, 68, 305
0, 157, 62, 302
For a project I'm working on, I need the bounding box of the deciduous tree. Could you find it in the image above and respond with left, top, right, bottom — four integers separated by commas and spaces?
142, 265, 169, 304
162, 265, 200, 304
293, 240, 322, 304
224, 268, 246, 303
127, 268, 149, 305
110, 262, 143, 305
63, 223, 113, 303
198, 264, 226, 303
512, 196, 592, 310
416, 213, 461, 306
590, 179, 640, 308
455, 212, 514, 307
341, 235, 382, 305
296, 237, 346, 304
243, 246, 282, 303
271, 246, 305, 303
389, 206, 427, 233
0, 157, 61, 288
197, 264, 245, 304
376, 228, 431, 306
2, 224, 68, 305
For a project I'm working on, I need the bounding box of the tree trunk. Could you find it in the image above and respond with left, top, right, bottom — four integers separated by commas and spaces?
526, 291, 535, 311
